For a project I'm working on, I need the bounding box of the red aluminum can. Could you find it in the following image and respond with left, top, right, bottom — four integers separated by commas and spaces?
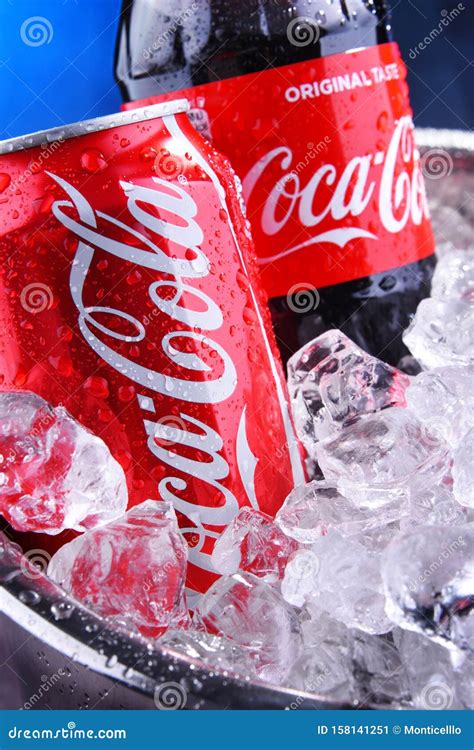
0, 101, 305, 597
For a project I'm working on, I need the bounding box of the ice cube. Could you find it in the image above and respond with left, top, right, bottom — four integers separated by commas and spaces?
0, 391, 127, 534
193, 572, 302, 684
352, 631, 408, 705
287, 530, 392, 634
395, 628, 473, 709
287, 330, 410, 452
431, 249, 474, 303
157, 629, 257, 679
354, 524, 400, 555
406, 366, 474, 448
301, 607, 351, 650
403, 298, 474, 369
281, 549, 321, 607
452, 429, 474, 508
382, 525, 474, 653
402, 485, 467, 529
276, 480, 409, 544
292, 610, 356, 702
286, 640, 356, 702
290, 609, 407, 705
211, 507, 298, 582
315, 409, 451, 509
48, 500, 189, 638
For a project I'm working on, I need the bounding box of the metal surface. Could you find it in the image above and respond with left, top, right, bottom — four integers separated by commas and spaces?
0, 100, 189, 154
0, 127, 472, 711
0, 534, 349, 710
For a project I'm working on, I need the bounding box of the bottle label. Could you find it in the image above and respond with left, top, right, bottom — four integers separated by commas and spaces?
125, 43, 435, 299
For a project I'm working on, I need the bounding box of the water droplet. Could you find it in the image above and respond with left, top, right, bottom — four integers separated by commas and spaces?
236, 270, 250, 292
64, 235, 78, 255
80, 149, 107, 173
19, 590, 41, 605
243, 307, 257, 325
0, 173, 11, 193
377, 111, 389, 133
83, 375, 109, 399
118, 384, 135, 402
140, 147, 157, 162
39, 193, 55, 214
164, 376, 175, 393
51, 601, 75, 620
126, 269, 142, 286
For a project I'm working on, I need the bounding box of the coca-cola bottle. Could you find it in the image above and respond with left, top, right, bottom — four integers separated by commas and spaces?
116, 1, 436, 366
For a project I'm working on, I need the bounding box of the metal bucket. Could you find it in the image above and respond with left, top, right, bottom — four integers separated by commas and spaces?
1, 128, 473, 711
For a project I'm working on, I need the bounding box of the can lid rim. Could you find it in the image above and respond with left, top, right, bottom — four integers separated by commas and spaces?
0, 99, 190, 155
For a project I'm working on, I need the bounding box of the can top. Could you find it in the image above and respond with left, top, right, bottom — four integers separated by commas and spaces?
0, 99, 190, 155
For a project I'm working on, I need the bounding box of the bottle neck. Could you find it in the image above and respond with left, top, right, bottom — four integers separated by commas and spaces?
117, 0, 392, 99
195, 1, 392, 81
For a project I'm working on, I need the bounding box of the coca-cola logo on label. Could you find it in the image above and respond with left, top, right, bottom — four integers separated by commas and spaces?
242, 116, 430, 264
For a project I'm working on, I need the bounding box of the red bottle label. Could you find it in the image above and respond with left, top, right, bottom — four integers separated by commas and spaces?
125, 43, 435, 299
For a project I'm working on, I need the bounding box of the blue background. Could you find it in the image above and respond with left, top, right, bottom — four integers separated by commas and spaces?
0, 0, 472, 139
0, 0, 122, 139
1, 710, 473, 750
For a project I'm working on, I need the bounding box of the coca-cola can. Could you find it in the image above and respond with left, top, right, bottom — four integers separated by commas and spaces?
0, 101, 305, 597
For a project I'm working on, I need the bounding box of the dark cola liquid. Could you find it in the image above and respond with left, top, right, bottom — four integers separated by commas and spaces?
116, 0, 435, 366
